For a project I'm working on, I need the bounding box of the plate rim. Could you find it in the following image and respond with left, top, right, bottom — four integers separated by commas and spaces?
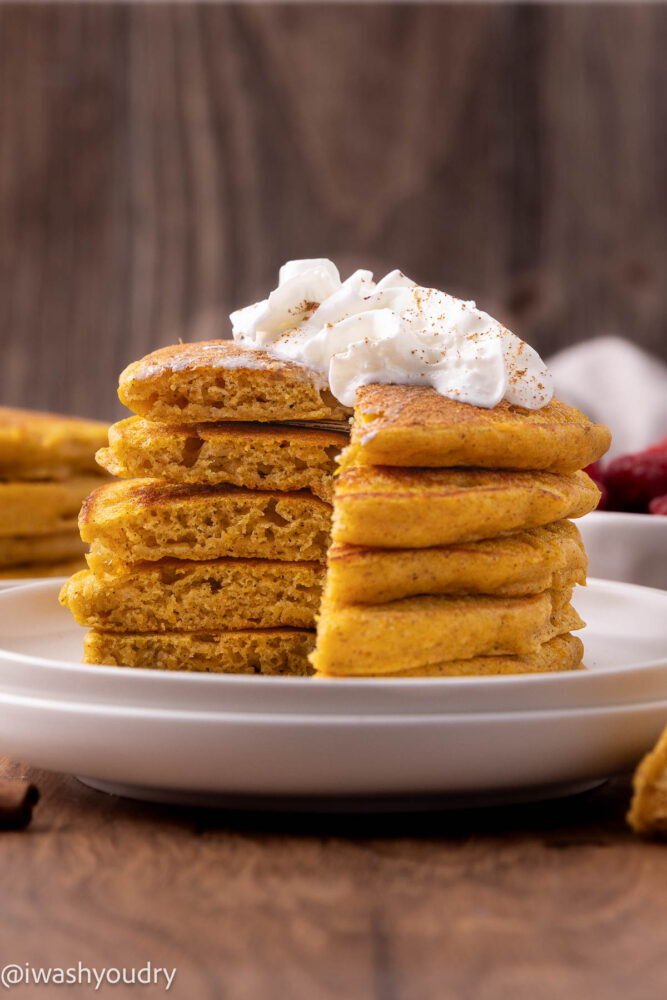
3, 685, 667, 723
0, 576, 666, 688
582, 509, 667, 526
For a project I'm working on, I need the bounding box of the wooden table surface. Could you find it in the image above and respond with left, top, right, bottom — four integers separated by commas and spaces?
2, 756, 666, 1000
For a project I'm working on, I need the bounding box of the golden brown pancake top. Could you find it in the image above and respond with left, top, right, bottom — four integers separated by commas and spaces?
347, 385, 611, 472
118, 341, 351, 423
120, 340, 322, 385
354, 385, 594, 431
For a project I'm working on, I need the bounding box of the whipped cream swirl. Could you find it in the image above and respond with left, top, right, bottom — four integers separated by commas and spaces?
230, 259, 553, 409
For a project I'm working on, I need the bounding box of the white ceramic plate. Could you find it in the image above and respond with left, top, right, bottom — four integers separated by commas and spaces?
0, 578, 666, 805
2, 688, 666, 803
0, 579, 666, 715
0, 575, 71, 592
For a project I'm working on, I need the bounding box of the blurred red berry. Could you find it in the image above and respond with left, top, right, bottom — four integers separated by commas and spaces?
605, 450, 667, 512
645, 435, 667, 456
649, 494, 667, 516
584, 461, 604, 481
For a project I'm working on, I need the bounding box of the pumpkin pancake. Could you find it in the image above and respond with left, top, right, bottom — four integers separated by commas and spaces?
367, 634, 584, 678
311, 589, 583, 676
80, 479, 332, 573
0, 406, 109, 480
84, 627, 315, 675
0, 476, 105, 537
118, 340, 351, 424
0, 557, 87, 579
61, 559, 324, 632
326, 520, 587, 604
96, 417, 347, 501
332, 465, 599, 549
628, 727, 667, 835
345, 385, 611, 473
0, 530, 85, 569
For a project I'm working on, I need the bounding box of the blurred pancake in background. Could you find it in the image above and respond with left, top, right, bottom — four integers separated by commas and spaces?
0, 407, 109, 579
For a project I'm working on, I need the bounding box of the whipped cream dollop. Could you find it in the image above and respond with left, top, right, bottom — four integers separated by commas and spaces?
230, 259, 553, 409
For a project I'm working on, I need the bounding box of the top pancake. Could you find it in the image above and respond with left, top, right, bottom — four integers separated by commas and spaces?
118, 340, 351, 424
0, 407, 109, 480
345, 385, 611, 473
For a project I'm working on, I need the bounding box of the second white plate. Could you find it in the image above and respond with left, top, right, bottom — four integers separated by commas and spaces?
0, 578, 665, 802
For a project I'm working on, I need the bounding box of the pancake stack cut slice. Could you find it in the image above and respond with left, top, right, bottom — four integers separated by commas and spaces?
0, 408, 109, 578
117, 340, 350, 424
61, 341, 351, 675
80, 480, 332, 574
83, 628, 315, 676
96, 418, 345, 501
62, 558, 325, 632
311, 384, 611, 678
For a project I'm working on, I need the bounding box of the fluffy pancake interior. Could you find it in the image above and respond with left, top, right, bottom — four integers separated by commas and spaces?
80, 480, 332, 572
84, 628, 315, 675
61, 559, 325, 632
96, 418, 347, 501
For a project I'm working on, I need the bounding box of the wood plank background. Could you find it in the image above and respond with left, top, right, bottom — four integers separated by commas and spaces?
0, 3, 665, 421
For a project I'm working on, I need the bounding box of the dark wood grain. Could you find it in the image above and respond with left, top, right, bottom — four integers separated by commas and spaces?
1, 756, 666, 1000
0, 3, 666, 422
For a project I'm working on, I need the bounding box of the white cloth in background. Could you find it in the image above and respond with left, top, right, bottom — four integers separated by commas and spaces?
547, 336, 667, 461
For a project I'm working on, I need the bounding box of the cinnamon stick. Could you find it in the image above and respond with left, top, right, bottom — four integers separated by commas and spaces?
0, 780, 39, 829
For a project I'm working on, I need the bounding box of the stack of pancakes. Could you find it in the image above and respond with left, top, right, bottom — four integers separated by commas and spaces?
0, 408, 108, 579
60, 341, 610, 678
60, 343, 351, 674
310, 385, 611, 677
